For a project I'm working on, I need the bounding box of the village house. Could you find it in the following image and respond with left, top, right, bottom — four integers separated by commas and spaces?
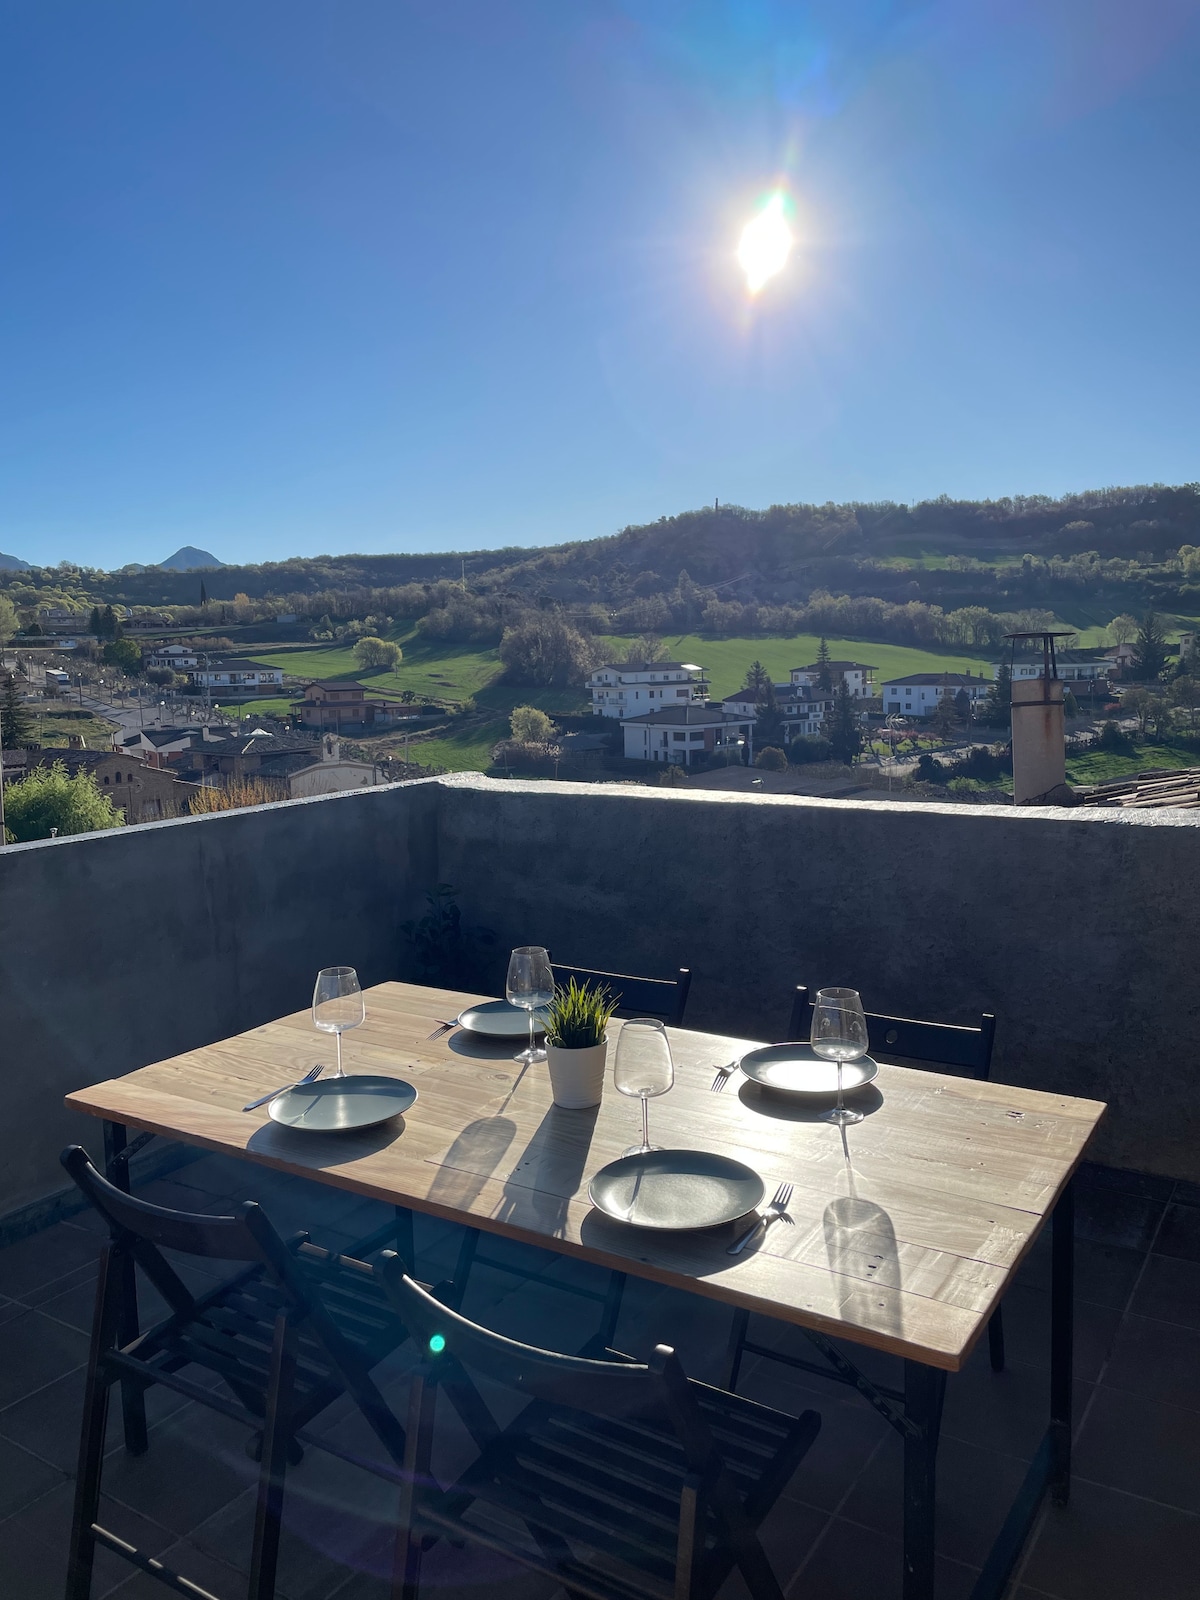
180, 732, 379, 796
621, 703, 753, 765
185, 657, 284, 691
789, 660, 876, 697
588, 661, 709, 719
1000, 647, 1112, 684
30, 748, 193, 822
720, 683, 834, 738
144, 644, 202, 671
296, 680, 403, 730
881, 670, 992, 718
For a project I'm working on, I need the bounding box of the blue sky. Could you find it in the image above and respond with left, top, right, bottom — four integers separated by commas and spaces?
2, 1, 1199, 569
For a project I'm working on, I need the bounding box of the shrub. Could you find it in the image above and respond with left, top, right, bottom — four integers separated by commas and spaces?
353, 636, 402, 670
1097, 720, 1135, 756
510, 705, 554, 744
754, 745, 788, 771
4, 761, 125, 842
187, 778, 288, 813
786, 736, 832, 764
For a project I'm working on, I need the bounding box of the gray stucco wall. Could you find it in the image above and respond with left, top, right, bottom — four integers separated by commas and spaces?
2, 772, 1197, 1219
0, 781, 440, 1218
435, 777, 1200, 1181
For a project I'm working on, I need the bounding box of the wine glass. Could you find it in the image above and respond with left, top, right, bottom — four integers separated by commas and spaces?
312, 967, 365, 1078
506, 946, 554, 1065
613, 1018, 674, 1157
811, 987, 869, 1126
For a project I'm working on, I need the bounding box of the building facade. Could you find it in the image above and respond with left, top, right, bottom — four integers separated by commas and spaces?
721, 684, 833, 738
296, 680, 401, 729
882, 671, 992, 718
186, 659, 284, 691
789, 661, 876, 698
621, 704, 753, 765
588, 661, 708, 719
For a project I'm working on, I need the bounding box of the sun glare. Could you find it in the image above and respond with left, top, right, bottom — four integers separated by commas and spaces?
737, 193, 793, 294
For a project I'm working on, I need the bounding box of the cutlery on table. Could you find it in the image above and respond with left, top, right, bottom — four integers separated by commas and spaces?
726, 1182, 794, 1256
710, 1060, 740, 1093
426, 1018, 459, 1040
242, 1064, 323, 1113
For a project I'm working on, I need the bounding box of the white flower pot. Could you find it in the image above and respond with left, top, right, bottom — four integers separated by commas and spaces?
546, 1038, 608, 1110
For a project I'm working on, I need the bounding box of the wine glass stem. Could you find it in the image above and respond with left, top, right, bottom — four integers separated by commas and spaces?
528, 1009, 535, 1059
335, 1032, 343, 1078
640, 1095, 650, 1151
836, 1060, 843, 1114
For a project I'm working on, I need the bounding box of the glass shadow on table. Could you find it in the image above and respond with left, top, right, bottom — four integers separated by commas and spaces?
735, 1080, 885, 1123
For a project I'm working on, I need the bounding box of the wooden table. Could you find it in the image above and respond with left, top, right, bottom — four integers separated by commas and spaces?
67, 981, 1105, 1600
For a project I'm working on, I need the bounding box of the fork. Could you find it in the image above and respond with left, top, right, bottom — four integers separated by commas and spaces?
242, 1063, 323, 1113
710, 1060, 739, 1093
426, 1018, 459, 1040
726, 1182, 794, 1256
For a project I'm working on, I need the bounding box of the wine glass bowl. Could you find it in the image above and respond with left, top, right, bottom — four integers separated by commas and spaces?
312, 967, 365, 1078
613, 1018, 674, 1156
506, 947, 554, 1065
810, 987, 869, 1126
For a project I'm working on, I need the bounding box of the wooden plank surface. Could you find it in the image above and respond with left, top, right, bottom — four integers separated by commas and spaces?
65, 981, 1105, 1372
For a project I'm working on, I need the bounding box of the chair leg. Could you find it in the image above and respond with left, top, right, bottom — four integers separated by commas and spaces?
723, 1308, 750, 1392
392, 1371, 437, 1600
674, 1473, 706, 1600
248, 1312, 298, 1600
67, 1247, 122, 1600
987, 1305, 1006, 1373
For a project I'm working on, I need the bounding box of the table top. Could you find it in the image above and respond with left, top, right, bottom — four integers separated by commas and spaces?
66, 981, 1106, 1372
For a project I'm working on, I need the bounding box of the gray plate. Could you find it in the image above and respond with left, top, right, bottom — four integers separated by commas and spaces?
268, 1074, 418, 1132
738, 1042, 879, 1096
588, 1150, 765, 1231
457, 1000, 550, 1039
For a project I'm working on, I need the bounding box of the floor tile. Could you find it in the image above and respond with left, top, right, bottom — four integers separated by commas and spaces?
99, 1405, 258, 1537
1099, 1313, 1200, 1409
986, 1284, 1123, 1385
0, 1306, 90, 1409
13, 1481, 178, 1600
105, 1536, 246, 1598
1021, 1479, 1200, 1600
0, 1222, 102, 1300
1127, 1252, 1200, 1331
1077, 1163, 1175, 1204
1074, 1385, 1200, 1513
0, 1362, 193, 1473
1152, 1199, 1200, 1264
787, 1517, 980, 1600
0, 1432, 65, 1519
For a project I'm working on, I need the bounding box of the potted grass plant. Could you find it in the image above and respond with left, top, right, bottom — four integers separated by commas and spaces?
544, 978, 618, 1109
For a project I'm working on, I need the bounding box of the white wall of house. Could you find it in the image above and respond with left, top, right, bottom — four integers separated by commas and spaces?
790, 664, 873, 697
589, 665, 706, 718
881, 680, 991, 718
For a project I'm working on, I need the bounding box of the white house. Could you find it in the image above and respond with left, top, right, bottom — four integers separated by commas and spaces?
186, 658, 284, 691
999, 648, 1111, 684
145, 645, 202, 671
621, 704, 753, 766
589, 661, 708, 719
721, 684, 833, 738
882, 671, 992, 718
789, 660, 876, 698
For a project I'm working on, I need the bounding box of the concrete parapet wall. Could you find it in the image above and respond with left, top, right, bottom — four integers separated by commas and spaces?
2, 773, 1198, 1218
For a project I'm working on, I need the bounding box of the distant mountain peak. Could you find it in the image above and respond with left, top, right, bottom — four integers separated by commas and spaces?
159, 546, 224, 571
0, 550, 30, 571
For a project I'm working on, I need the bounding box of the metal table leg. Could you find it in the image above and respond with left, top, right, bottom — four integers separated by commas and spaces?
903, 1360, 947, 1600
102, 1120, 148, 1454
1050, 1178, 1074, 1505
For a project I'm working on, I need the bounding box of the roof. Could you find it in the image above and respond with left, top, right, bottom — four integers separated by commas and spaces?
302, 679, 367, 692
135, 727, 201, 747
1073, 769, 1200, 810
722, 685, 832, 706
192, 657, 280, 672
623, 705, 749, 726
593, 662, 705, 675
198, 732, 322, 758
882, 672, 988, 688
794, 661, 877, 672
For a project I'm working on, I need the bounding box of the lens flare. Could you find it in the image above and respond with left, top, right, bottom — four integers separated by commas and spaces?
737, 194, 793, 294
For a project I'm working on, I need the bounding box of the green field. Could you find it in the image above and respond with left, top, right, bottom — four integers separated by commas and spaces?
1065, 743, 1200, 785
622, 634, 996, 697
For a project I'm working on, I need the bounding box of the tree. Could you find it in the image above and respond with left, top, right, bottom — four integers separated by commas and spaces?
1, 674, 35, 748
3, 761, 125, 842
1063, 689, 1081, 719
499, 616, 597, 687
1132, 611, 1169, 680
509, 705, 555, 744
953, 687, 973, 726
1108, 614, 1138, 647
743, 659, 770, 696
399, 688, 417, 705
0, 595, 18, 641
100, 605, 118, 639
828, 680, 863, 765
815, 637, 833, 691
627, 634, 666, 664
753, 682, 787, 748
353, 636, 402, 670
982, 663, 1012, 728
1121, 685, 1153, 736
102, 637, 143, 675
1171, 674, 1200, 732
89, 605, 102, 638
931, 691, 958, 740
754, 745, 788, 772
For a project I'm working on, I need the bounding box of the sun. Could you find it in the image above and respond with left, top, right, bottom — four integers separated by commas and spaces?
737, 193, 793, 294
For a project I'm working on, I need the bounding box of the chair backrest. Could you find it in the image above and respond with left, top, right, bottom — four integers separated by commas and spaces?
381, 1255, 674, 1419
786, 987, 996, 1080
550, 963, 691, 1028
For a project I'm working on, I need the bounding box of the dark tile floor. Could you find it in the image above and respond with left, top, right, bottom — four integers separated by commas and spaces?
1, 1152, 1197, 1600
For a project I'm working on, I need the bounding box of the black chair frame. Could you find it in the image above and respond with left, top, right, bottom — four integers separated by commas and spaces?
725, 987, 1004, 1407
61, 1146, 410, 1600
380, 1258, 821, 1600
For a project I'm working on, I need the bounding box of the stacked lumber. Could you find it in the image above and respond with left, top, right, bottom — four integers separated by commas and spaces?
1074, 768, 1200, 809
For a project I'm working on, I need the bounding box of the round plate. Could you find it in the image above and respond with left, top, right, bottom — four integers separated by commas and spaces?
456, 1000, 550, 1039
588, 1150, 765, 1231
268, 1074, 418, 1132
738, 1043, 878, 1096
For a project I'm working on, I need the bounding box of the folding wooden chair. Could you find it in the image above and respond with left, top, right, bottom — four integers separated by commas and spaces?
380, 1257, 821, 1600
60, 1145, 409, 1600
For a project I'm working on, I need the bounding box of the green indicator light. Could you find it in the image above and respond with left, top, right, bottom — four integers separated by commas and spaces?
429, 1333, 446, 1354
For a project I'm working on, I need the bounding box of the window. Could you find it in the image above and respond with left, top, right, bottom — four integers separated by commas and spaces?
688, 732, 704, 742
672, 731, 686, 742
